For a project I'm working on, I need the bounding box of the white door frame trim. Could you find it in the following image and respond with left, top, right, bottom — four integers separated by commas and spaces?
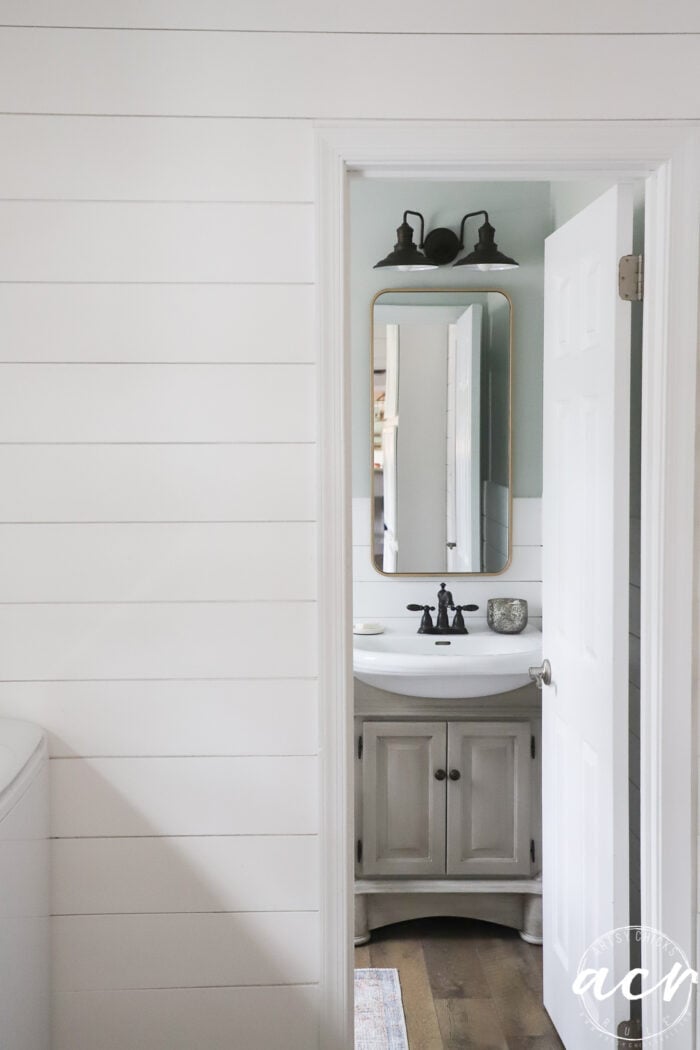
315, 120, 700, 1050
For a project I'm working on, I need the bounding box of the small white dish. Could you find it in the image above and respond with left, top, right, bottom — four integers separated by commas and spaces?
353, 622, 385, 636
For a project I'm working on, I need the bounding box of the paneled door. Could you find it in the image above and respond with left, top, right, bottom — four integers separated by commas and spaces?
542, 185, 632, 1047
446, 721, 531, 876
360, 721, 446, 877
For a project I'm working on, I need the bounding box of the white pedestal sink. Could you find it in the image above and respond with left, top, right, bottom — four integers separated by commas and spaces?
353, 623, 542, 698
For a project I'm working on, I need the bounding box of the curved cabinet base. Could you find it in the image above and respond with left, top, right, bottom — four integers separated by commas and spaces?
355, 879, 542, 946
519, 929, 543, 946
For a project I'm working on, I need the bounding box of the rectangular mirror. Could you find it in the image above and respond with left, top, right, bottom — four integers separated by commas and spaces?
371, 289, 512, 575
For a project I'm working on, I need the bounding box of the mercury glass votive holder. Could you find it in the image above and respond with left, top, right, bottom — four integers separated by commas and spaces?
487, 597, 528, 634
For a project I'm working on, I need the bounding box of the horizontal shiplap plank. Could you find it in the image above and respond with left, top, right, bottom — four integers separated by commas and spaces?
0, 0, 698, 32
512, 498, 542, 545
54, 985, 319, 1050
352, 543, 541, 583
0, 678, 318, 756
52, 835, 319, 913
0, 30, 698, 118
0, 602, 317, 680
0, 201, 313, 282
353, 579, 542, 619
51, 756, 318, 836
0, 444, 315, 521
351, 497, 371, 547
352, 546, 375, 583
0, 116, 313, 200
0, 283, 315, 363
0, 523, 316, 602
0, 364, 315, 442
53, 912, 319, 990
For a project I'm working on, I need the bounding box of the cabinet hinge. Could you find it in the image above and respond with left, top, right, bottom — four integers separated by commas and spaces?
357, 839, 363, 864
358, 735, 363, 760
530, 839, 536, 864
619, 253, 644, 302
530, 735, 536, 759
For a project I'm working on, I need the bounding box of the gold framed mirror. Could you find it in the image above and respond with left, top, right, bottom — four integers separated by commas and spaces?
371, 288, 513, 576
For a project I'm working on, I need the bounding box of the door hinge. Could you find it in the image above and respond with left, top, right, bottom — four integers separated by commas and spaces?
358, 735, 363, 760
530, 735, 536, 759
530, 839, 536, 864
617, 1018, 642, 1050
357, 839, 363, 864
619, 254, 644, 302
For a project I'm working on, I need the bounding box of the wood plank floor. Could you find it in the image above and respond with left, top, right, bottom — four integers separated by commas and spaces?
355, 917, 564, 1050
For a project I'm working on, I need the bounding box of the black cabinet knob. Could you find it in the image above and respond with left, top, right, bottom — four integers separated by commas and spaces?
434, 769, 447, 781
449, 769, 461, 781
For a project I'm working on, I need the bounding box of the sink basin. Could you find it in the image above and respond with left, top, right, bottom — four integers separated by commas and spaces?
353, 624, 542, 698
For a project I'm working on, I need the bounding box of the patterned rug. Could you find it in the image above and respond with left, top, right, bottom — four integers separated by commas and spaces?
354, 968, 409, 1050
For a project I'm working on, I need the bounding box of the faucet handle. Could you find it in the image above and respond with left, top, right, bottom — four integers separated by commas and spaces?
406, 604, 436, 634
451, 603, 479, 634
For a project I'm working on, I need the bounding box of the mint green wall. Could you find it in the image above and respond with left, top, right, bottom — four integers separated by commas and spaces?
549, 178, 616, 228
349, 178, 552, 498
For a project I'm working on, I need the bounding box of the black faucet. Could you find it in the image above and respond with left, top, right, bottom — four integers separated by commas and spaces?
407, 584, 479, 635
435, 583, 453, 631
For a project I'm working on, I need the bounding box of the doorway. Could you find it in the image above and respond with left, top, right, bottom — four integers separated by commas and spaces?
348, 174, 642, 1047
315, 121, 700, 1050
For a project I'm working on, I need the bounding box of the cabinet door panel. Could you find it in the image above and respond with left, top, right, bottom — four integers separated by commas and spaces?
447, 721, 531, 876
361, 722, 446, 877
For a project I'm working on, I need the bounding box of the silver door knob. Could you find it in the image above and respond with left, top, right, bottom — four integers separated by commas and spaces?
446, 542, 457, 549
528, 659, 552, 689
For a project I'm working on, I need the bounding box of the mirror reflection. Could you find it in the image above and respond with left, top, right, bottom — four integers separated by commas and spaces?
372, 290, 512, 575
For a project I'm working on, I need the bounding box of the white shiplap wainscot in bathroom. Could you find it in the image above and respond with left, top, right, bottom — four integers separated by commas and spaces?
352, 496, 542, 627
0, 114, 319, 1050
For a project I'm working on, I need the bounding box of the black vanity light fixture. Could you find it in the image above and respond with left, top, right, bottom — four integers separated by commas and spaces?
374, 210, 445, 271
453, 210, 519, 271
374, 208, 518, 271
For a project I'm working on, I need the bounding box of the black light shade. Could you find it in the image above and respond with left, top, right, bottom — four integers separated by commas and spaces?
374, 211, 438, 271
453, 212, 519, 271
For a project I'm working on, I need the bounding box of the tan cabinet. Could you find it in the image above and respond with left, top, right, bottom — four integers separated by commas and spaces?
358, 719, 533, 878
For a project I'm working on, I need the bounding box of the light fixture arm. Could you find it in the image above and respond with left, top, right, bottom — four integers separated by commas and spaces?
458, 210, 489, 249
403, 210, 426, 248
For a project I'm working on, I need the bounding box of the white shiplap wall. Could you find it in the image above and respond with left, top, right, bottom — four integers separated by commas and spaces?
0, 112, 319, 1050
0, 7, 697, 1050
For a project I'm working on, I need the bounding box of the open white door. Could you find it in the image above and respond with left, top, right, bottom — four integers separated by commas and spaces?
542, 186, 632, 1048
446, 304, 482, 572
